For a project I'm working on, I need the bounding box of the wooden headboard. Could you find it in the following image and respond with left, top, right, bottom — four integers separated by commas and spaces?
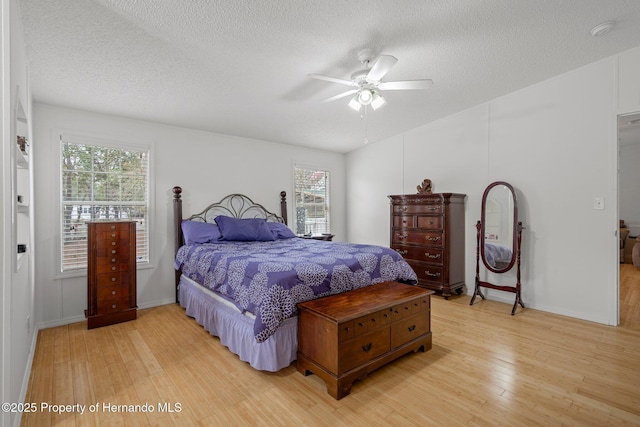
172, 186, 288, 301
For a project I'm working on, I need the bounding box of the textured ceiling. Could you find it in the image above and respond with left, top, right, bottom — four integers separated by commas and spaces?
18, 0, 640, 153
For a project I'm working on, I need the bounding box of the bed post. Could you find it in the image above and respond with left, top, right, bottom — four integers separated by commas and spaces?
280, 191, 288, 225
173, 186, 183, 303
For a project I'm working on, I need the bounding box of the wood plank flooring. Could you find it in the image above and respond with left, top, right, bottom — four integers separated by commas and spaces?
23, 271, 640, 426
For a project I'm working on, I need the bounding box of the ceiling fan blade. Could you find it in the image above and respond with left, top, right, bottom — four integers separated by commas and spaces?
308, 73, 357, 87
366, 55, 398, 82
378, 79, 434, 90
322, 89, 358, 103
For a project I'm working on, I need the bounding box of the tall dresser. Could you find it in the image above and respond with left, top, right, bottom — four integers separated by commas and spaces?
388, 193, 466, 299
86, 221, 137, 329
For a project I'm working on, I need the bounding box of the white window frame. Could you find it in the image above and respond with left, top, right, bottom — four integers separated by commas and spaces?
55, 130, 154, 277
293, 164, 331, 236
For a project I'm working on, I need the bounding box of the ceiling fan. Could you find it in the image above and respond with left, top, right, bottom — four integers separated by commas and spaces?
309, 49, 433, 112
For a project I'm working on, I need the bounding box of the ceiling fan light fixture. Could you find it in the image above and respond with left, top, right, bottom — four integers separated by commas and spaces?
358, 89, 373, 105
348, 95, 362, 111
370, 91, 386, 110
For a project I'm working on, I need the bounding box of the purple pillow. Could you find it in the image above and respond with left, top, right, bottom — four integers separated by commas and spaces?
267, 222, 297, 239
181, 220, 222, 245
215, 216, 276, 241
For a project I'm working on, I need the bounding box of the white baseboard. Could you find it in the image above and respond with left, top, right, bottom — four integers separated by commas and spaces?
36, 299, 176, 330
14, 325, 39, 427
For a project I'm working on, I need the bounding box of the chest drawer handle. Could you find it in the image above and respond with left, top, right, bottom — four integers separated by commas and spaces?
343, 326, 350, 332
426, 206, 439, 211
111, 233, 116, 237
400, 206, 407, 212
362, 343, 372, 353
397, 233, 408, 240
425, 236, 441, 242
395, 249, 408, 255
408, 325, 416, 332
111, 277, 117, 282
425, 253, 441, 259
425, 271, 441, 278
111, 242, 117, 246
110, 225, 116, 230
111, 290, 116, 295
111, 249, 116, 254
111, 304, 117, 309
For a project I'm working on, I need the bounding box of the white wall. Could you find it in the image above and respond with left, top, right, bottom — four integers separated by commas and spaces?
32, 104, 346, 328
3, 1, 36, 426
347, 48, 629, 325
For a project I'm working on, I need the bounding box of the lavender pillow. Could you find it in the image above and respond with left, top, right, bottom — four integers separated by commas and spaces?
181, 220, 222, 245
215, 216, 276, 241
267, 222, 297, 239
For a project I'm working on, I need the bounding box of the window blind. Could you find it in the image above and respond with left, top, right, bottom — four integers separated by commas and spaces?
294, 167, 330, 235
60, 141, 149, 271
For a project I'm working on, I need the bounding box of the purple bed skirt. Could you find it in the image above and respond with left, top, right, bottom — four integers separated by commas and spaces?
178, 275, 297, 372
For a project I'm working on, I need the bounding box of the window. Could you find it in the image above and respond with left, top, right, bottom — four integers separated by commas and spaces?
294, 166, 330, 235
60, 136, 150, 272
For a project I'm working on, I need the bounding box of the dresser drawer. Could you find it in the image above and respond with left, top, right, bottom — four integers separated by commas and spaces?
416, 215, 443, 230
94, 222, 131, 233
393, 215, 415, 228
96, 235, 131, 249
96, 295, 131, 315
391, 313, 429, 349
339, 328, 390, 373
392, 230, 443, 246
410, 262, 444, 284
392, 245, 444, 264
95, 246, 127, 257
393, 204, 443, 214
97, 284, 129, 301
96, 256, 131, 273
96, 272, 131, 287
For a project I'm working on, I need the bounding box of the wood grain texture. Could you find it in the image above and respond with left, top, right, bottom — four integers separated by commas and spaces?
23, 269, 640, 426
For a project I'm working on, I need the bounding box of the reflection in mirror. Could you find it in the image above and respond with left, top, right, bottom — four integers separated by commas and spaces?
471, 181, 525, 315
481, 183, 516, 273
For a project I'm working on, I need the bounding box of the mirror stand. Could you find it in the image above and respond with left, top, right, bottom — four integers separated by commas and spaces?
470, 220, 525, 315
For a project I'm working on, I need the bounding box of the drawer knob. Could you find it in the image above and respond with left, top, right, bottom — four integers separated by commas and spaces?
111, 258, 116, 263
343, 327, 350, 332
111, 266, 116, 271
111, 249, 116, 254
425, 253, 441, 259
111, 233, 116, 237
362, 343, 372, 353
397, 233, 408, 240
111, 290, 116, 295
395, 249, 408, 255
425, 236, 441, 242
111, 277, 117, 282
408, 325, 416, 332
426, 271, 441, 278
111, 304, 117, 309
357, 322, 364, 327
111, 242, 116, 246
110, 225, 115, 229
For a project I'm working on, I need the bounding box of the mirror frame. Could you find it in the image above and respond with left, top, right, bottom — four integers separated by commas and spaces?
480, 181, 518, 273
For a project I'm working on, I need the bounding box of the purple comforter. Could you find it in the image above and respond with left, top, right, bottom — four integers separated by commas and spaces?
175, 238, 417, 342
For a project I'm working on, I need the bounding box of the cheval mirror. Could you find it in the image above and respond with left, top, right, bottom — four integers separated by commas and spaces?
470, 181, 525, 315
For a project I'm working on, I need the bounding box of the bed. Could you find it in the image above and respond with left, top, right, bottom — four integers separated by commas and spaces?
483, 242, 513, 269
172, 186, 418, 371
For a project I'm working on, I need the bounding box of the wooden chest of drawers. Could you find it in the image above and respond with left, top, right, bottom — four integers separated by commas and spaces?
297, 281, 433, 399
86, 221, 137, 329
388, 193, 466, 299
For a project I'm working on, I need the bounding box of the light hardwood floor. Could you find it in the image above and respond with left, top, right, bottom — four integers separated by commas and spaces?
23, 272, 640, 426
